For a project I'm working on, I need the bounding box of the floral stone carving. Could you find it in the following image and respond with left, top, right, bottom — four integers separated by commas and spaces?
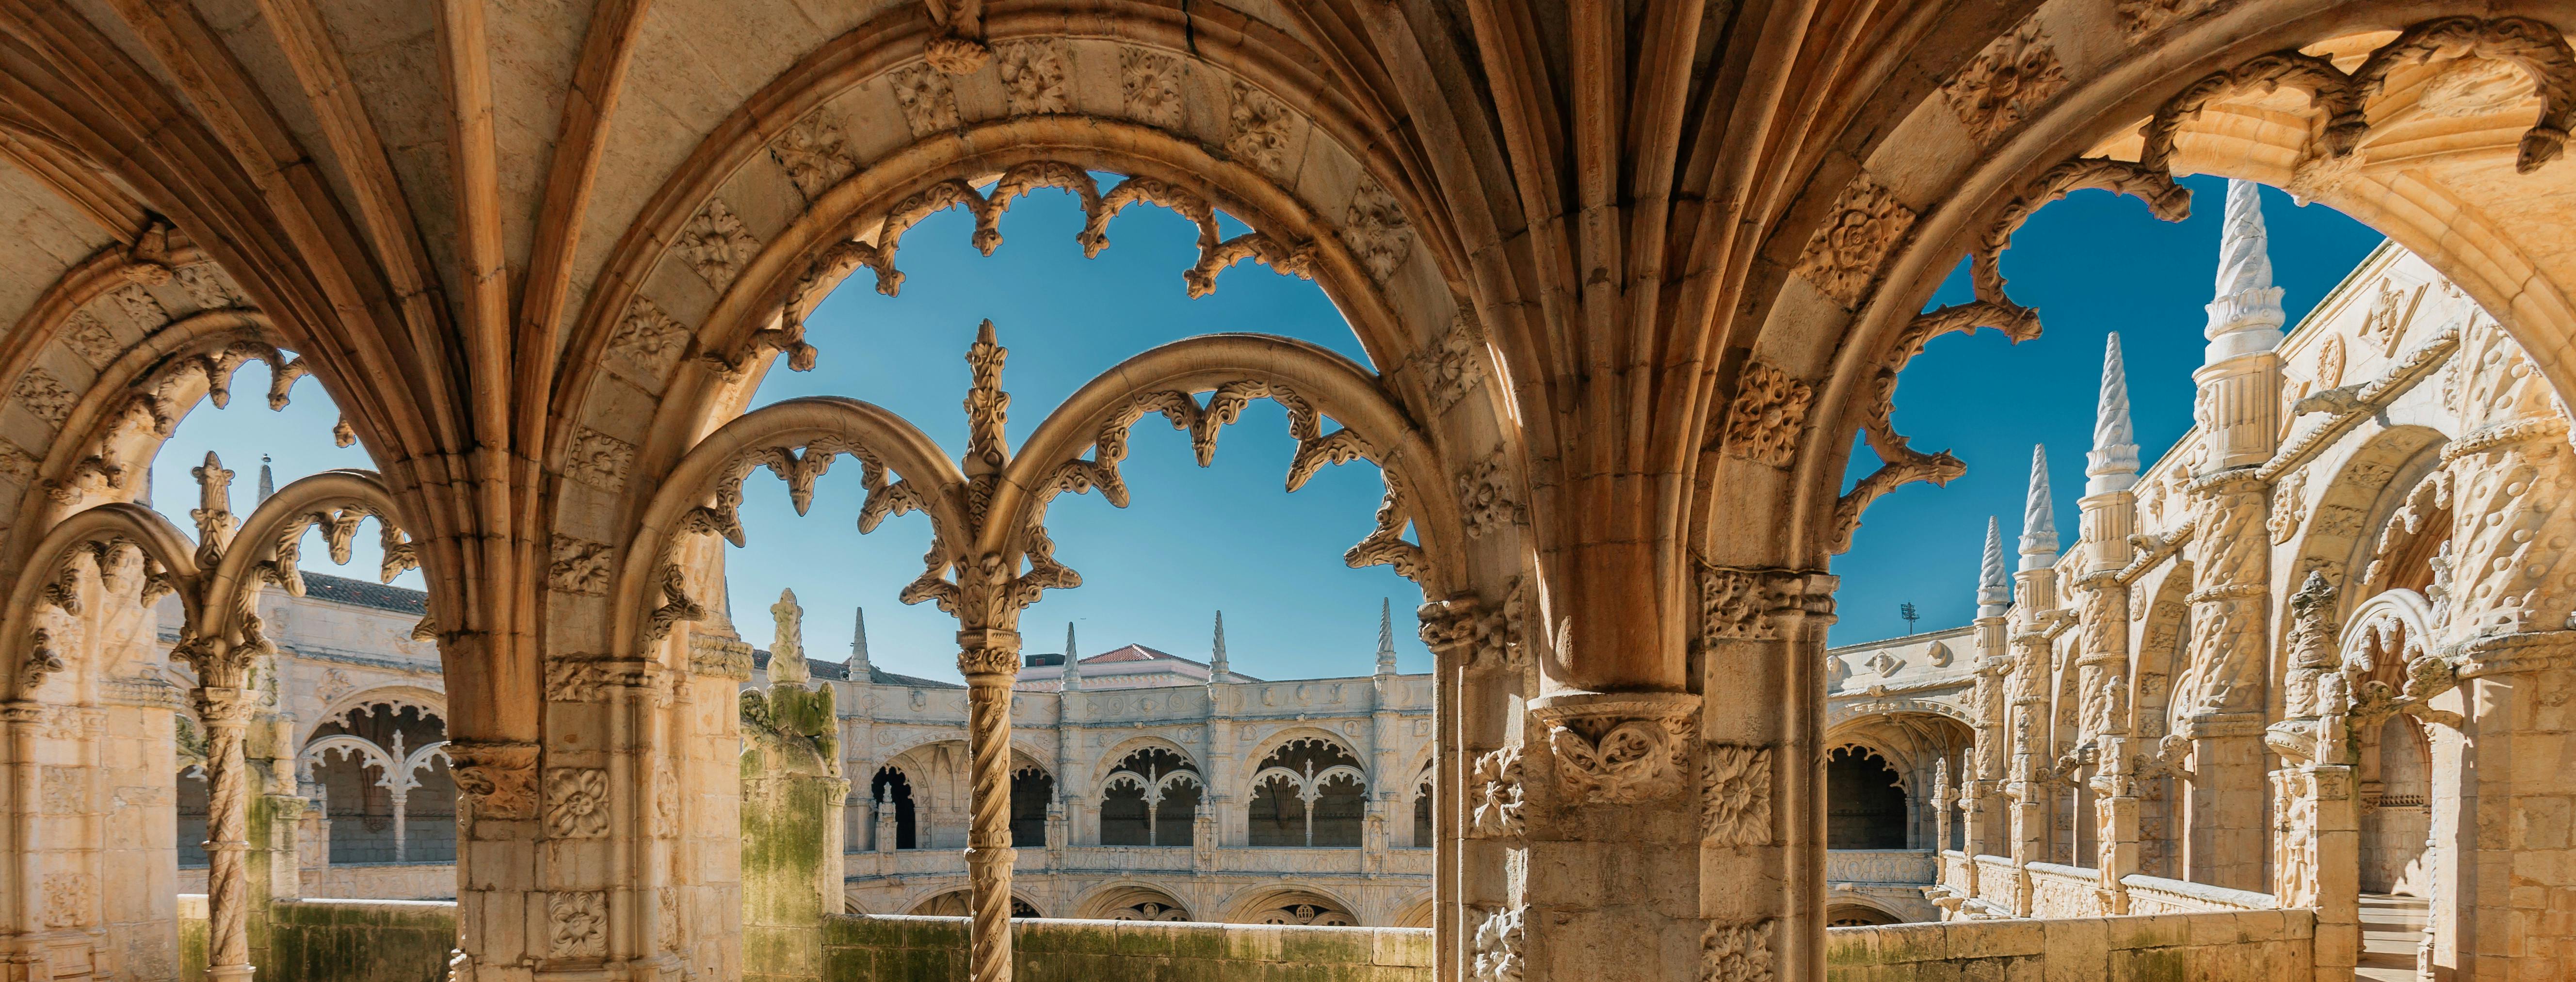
1536, 693, 1696, 806
1701, 744, 1773, 846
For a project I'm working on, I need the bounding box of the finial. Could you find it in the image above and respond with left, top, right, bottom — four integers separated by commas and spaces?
1059, 620, 1081, 692
769, 588, 808, 687
962, 320, 1009, 478
1377, 598, 1398, 674
849, 607, 871, 679
2086, 334, 2139, 495
256, 454, 274, 505
191, 451, 237, 545
1977, 516, 2011, 617
2019, 446, 2057, 571
1209, 611, 1229, 681
2205, 179, 2286, 362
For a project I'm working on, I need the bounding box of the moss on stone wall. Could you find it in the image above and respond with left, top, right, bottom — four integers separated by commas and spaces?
1822, 910, 2316, 981
822, 914, 1433, 982
265, 900, 459, 982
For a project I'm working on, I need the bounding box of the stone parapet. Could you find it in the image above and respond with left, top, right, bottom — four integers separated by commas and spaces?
822, 914, 1431, 981
178, 898, 457, 982
2118, 873, 2280, 914
1825, 908, 2315, 980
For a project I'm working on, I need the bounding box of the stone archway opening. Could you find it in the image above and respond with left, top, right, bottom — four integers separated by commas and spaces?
1825, 747, 1908, 850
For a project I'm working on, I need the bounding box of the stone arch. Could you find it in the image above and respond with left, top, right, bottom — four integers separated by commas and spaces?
1072, 882, 1194, 921
1241, 726, 1368, 788
1824, 899, 1908, 928
1386, 895, 1436, 930
906, 887, 1044, 919
1089, 734, 1199, 791
1823, 745, 1910, 851
2279, 423, 2449, 622
1778, 9, 2576, 572
1216, 883, 1365, 927
309, 684, 448, 742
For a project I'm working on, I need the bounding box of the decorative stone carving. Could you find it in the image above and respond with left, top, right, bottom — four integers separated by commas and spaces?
545, 658, 605, 703
176, 262, 238, 308
644, 562, 709, 643
1536, 695, 1696, 806
888, 64, 960, 135
564, 426, 637, 492
1721, 361, 1812, 467
1418, 582, 1525, 674
769, 111, 860, 200
1864, 650, 1903, 677
1793, 173, 1915, 307
2420, 57, 2533, 117
1939, 20, 2067, 145
40, 766, 80, 814
1466, 744, 1524, 839
1227, 80, 1292, 175
1698, 565, 1810, 642
2116, 0, 2227, 39
1118, 48, 1185, 129
13, 368, 74, 428
1700, 744, 1773, 846
447, 740, 539, 820
2361, 278, 2413, 352
996, 40, 1069, 115
1456, 448, 1524, 539
1702, 919, 1776, 982
1342, 177, 1412, 284
1414, 312, 1487, 415
547, 534, 612, 596
676, 198, 759, 294
2268, 467, 2305, 543
61, 311, 119, 369
546, 890, 609, 959
656, 885, 683, 952
1470, 905, 1523, 982
106, 283, 165, 325
40, 871, 88, 928
544, 768, 611, 838
610, 296, 692, 379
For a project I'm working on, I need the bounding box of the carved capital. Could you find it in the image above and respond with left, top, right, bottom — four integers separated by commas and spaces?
1418, 582, 1525, 674
447, 740, 541, 820
1532, 691, 1697, 806
956, 629, 1023, 678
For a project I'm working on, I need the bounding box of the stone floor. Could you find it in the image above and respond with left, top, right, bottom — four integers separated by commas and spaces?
2356, 894, 2429, 982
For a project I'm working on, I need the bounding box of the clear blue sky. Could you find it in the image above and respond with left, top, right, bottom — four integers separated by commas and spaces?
1828, 177, 2383, 646
150, 175, 2385, 676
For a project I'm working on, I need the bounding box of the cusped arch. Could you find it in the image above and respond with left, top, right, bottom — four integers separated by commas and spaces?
0, 501, 200, 698
1089, 734, 1199, 790
1072, 882, 1194, 921
1216, 883, 1365, 927
311, 684, 449, 738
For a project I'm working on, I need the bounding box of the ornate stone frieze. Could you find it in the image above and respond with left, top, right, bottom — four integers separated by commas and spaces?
1939, 20, 2067, 145
889, 64, 960, 135
107, 283, 165, 325
1793, 173, 1915, 307
769, 111, 860, 200
1702, 918, 1776, 982
1456, 447, 1525, 538
676, 198, 760, 294
13, 368, 74, 429
1342, 177, 1412, 284
1227, 80, 1292, 175
1470, 905, 1523, 982
996, 40, 1070, 116
62, 311, 119, 369
546, 534, 612, 596
40, 871, 88, 928
1119, 48, 1186, 129
447, 740, 540, 820
1534, 692, 1696, 806
546, 890, 609, 959
1466, 744, 1525, 839
564, 426, 636, 492
1698, 564, 1829, 643
544, 768, 611, 838
1700, 744, 1772, 846
176, 262, 237, 308
1413, 311, 1487, 416
1720, 361, 1812, 467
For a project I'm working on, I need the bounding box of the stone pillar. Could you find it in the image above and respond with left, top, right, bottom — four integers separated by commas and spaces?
1965, 517, 2012, 858
193, 686, 257, 982
1417, 587, 1528, 982
2078, 332, 2141, 912
873, 790, 898, 853
2265, 574, 2358, 981
1690, 566, 1835, 982
2006, 447, 2061, 914
1930, 757, 1953, 854
957, 628, 1021, 982
741, 590, 847, 982
2424, 318, 2576, 981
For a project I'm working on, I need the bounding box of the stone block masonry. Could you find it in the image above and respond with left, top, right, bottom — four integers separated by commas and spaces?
826, 914, 1433, 982
1824, 908, 2314, 981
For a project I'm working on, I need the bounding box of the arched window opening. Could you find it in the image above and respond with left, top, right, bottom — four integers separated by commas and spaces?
304, 704, 450, 864
1827, 746, 1907, 850
1099, 748, 1199, 847
871, 767, 918, 850
1247, 893, 1355, 926
1411, 775, 1433, 848
1010, 766, 1054, 847
1247, 738, 1367, 847
2363, 716, 2434, 897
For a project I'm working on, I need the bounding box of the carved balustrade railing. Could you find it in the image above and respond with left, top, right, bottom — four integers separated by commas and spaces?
1823, 849, 1938, 885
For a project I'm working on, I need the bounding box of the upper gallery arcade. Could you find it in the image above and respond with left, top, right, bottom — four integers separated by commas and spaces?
5, 0, 2576, 981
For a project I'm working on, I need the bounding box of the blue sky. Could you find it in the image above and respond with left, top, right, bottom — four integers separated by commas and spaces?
151, 174, 2386, 677
1827, 177, 2383, 645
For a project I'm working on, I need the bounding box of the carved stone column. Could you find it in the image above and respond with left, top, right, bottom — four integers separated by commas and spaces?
1417, 589, 1522, 982
2266, 573, 2357, 981
957, 628, 1021, 982
192, 686, 257, 982
2177, 472, 2275, 893
2424, 319, 2576, 980
1693, 564, 1832, 982
1930, 757, 1953, 854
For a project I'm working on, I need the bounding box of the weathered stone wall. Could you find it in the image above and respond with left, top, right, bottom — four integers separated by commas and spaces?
179, 898, 457, 982
1825, 909, 2315, 981
823, 914, 1431, 982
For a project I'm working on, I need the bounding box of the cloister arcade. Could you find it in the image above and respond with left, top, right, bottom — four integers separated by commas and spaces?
6, 1, 2576, 982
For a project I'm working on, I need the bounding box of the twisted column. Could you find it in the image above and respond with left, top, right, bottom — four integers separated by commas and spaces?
195, 685, 257, 982
958, 629, 1021, 982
